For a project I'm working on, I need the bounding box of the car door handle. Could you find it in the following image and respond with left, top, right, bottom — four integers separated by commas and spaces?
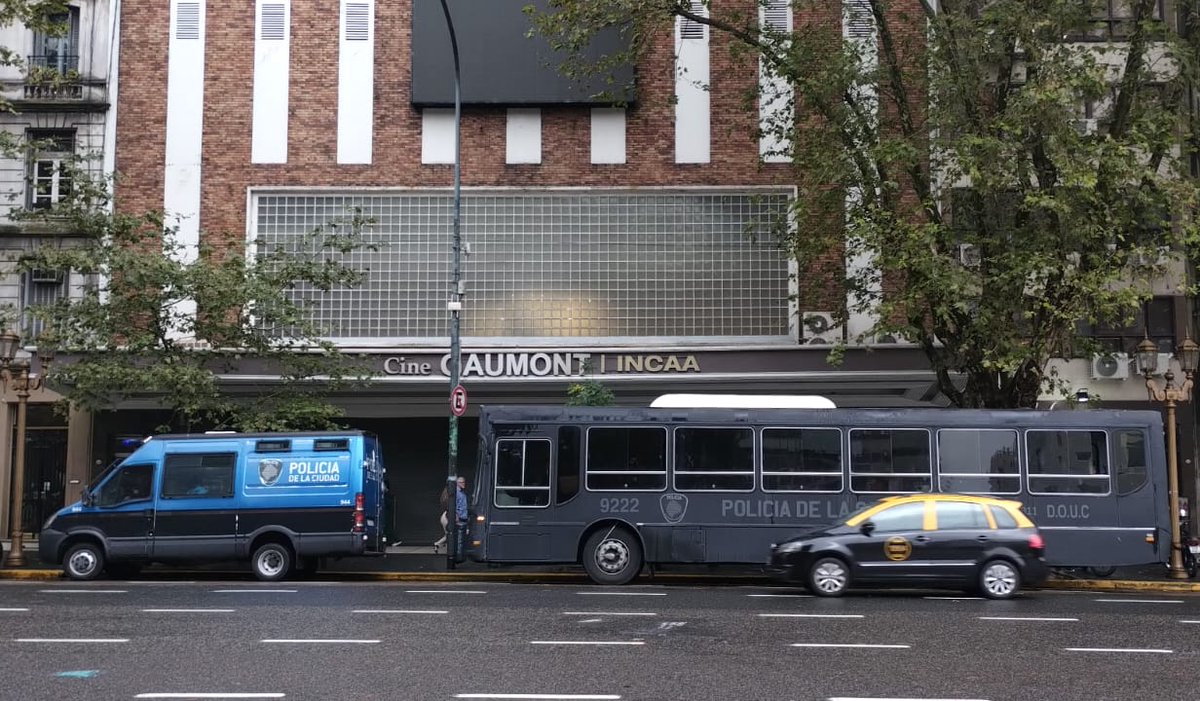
976, 535, 989, 542
914, 535, 931, 543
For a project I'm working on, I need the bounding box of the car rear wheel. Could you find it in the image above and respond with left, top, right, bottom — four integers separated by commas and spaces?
808, 556, 850, 597
979, 559, 1021, 599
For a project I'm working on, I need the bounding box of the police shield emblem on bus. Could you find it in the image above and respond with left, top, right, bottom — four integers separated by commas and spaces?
259, 459, 283, 487
660, 493, 688, 523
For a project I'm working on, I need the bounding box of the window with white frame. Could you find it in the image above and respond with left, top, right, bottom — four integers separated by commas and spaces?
28, 129, 75, 210
20, 266, 66, 338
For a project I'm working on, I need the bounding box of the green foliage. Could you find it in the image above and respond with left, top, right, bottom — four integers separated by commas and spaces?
531, 0, 1200, 408
13, 166, 378, 432
566, 379, 616, 406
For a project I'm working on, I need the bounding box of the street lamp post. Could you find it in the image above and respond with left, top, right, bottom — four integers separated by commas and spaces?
1, 331, 55, 568
438, 0, 463, 570
1136, 336, 1200, 580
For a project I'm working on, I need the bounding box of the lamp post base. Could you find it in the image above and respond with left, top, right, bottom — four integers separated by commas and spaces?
1167, 564, 1190, 580
3, 533, 26, 568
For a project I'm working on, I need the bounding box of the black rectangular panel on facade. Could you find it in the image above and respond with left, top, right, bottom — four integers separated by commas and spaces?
411, 0, 635, 107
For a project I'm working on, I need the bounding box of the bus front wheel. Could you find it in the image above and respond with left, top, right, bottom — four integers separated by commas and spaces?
582, 527, 643, 585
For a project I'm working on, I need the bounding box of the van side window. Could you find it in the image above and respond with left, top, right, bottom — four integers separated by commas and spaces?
162, 453, 236, 498
97, 463, 154, 507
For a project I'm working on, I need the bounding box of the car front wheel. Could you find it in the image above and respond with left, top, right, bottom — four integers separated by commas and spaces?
64, 542, 105, 581
808, 556, 850, 597
979, 559, 1021, 599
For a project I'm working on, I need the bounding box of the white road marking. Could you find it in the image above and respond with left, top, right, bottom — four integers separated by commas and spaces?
455, 695, 621, 700
923, 596, 983, 601
261, 639, 379, 644
562, 612, 658, 617
352, 609, 449, 614
1180, 620, 1200, 624
759, 614, 864, 619
136, 695, 285, 699
791, 643, 910, 649
1064, 647, 1173, 654
38, 589, 127, 594
978, 616, 1078, 622
211, 589, 297, 594
142, 609, 236, 613
579, 619, 603, 623
530, 641, 645, 646
747, 593, 812, 598
0, 608, 29, 612
576, 592, 666, 597
829, 697, 989, 701
1093, 598, 1183, 604
17, 638, 129, 643
404, 590, 487, 594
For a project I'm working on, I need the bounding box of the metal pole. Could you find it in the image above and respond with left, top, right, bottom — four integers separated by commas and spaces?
1166, 396, 1187, 579
439, 0, 463, 570
4, 369, 29, 568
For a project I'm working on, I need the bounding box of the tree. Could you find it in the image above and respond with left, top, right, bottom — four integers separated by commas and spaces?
12, 171, 377, 432
0, 1, 72, 150
530, 0, 1200, 408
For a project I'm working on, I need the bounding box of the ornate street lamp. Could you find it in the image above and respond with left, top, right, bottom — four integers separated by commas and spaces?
1137, 335, 1199, 580
2, 331, 55, 568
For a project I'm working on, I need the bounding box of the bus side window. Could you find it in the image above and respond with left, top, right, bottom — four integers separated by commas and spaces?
557, 426, 581, 504
1114, 429, 1148, 495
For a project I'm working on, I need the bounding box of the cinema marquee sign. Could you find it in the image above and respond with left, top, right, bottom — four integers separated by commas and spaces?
382, 352, 701, 378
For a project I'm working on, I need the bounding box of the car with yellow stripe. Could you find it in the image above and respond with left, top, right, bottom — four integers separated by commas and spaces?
767, 493, 1048, 599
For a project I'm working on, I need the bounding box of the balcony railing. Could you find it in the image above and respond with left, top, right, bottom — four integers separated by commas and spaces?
18, 54, 105, 105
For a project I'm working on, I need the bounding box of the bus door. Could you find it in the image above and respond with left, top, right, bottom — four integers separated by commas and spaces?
487, 437, 553, 560
1113, 428, 1165, 563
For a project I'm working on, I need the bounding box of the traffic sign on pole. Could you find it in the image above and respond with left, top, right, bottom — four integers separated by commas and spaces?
451, 384, 468, 417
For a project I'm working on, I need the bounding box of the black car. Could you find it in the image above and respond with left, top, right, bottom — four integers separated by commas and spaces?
768, 493, 1048, 599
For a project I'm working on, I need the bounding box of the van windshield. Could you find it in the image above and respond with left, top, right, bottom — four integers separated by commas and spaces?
86, 457, 127, 493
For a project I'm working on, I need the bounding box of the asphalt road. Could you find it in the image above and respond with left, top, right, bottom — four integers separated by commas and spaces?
1, 580, 1198, 701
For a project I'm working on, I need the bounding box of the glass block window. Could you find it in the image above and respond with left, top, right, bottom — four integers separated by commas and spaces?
253, 190, 792, 341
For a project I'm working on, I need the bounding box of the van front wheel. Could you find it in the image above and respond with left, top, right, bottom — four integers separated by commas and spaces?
64, 542, 105, 581
252, 542, 292, 581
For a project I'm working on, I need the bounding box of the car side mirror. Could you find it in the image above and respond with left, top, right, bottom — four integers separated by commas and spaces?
859, 521, 875, 537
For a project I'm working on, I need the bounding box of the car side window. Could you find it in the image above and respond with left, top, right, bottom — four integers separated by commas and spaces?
97, 463, 155, 507
989, 505, 1019, 529
934, 501, 989, 529
867, 502, 926, 533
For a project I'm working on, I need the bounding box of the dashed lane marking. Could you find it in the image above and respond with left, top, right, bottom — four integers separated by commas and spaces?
352, 609, 449, 614
17, 638, 129, 643
0, 607, 29, 612
261, 639, 379, 644
562, 612, 658, 617
530, 640, 645, 646
142, 609, 235, 613
791, 643, 910, 649
1064, 647, 1173, 654
211, 589, 297, 594
759, 614, 864, 619
1092, 598, 1183, 604
135, 695, 285, 699
38, 589, 127, 594
455, 695, 621, 700
404, 590, 486, 594
575, 592, 666, 597
978, 616, 1078, 622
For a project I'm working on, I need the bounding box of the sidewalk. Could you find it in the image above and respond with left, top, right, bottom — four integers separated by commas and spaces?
4, 539, 1199, 591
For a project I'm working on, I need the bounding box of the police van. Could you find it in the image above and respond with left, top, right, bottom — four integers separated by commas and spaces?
38, 431, 386, 581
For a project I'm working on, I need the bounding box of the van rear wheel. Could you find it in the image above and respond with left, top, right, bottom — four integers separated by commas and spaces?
252, 542, 292, 582
64, 542, 105, 581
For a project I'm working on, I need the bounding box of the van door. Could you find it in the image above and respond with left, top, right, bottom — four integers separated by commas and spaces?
91, 462, 156, 560
152, 448, 240, 560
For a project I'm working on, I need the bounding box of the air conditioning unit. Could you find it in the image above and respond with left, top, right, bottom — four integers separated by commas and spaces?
29, 269, 63, 284
1074, 118, 1098, 135
801, 311, 842, 345
1090, 353, 1131, 381
957, 244, 981, 267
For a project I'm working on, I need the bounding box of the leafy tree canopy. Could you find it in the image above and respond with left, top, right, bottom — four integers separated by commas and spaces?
531, 0, 1200, 407
11, 170, 377, 432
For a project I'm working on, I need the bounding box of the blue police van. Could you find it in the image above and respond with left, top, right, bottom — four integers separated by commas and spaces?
38, 431, 386, 580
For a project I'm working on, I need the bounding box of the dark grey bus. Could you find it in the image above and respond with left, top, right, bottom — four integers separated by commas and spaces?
464, 405, 1168, 584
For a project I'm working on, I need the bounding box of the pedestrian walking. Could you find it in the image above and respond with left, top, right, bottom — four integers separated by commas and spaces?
433, 486, 449, 554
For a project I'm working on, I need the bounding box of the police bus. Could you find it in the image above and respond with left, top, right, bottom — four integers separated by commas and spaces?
463, 404, 1167, 584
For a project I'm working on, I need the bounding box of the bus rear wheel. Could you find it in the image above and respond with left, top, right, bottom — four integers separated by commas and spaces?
582, 527, 642, 585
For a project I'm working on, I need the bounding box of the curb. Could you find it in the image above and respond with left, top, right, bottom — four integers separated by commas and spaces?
3, 567, 1199, 592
